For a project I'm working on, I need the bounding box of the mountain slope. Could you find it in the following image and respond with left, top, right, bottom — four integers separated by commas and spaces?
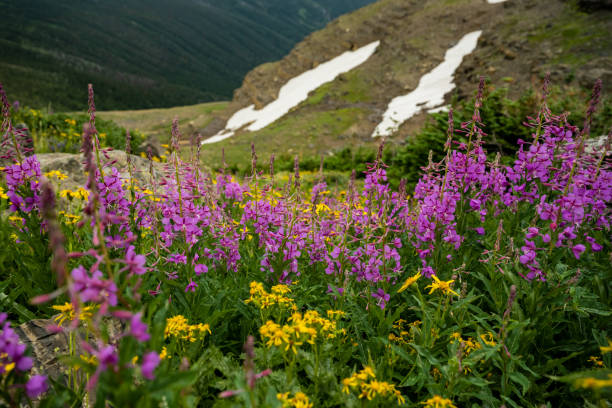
0, 0, 375, 110
199, 0, 611, 168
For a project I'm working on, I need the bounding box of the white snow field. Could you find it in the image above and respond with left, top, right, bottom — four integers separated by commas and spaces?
487, 0, 508, 3
202, 41, 381, 144
372, 30, 482, 138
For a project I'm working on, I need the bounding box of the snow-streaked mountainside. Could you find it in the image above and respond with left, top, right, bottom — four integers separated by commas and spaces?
198, 0, 610, 167
373, 30, 482, 138
204, 41, 380, 144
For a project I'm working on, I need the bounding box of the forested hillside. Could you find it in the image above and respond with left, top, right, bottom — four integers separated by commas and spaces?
0, 0, 374, 110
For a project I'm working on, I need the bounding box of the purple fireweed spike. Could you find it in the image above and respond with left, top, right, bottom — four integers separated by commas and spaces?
39, 180, 68, 285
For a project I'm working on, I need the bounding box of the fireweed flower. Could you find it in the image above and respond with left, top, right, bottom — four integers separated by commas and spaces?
129, 313, 151, 342
122, 245, 147, 275
141, 351, 160, 380
25, 375, 48, 398
70, 265, 118, 307
185, 280, 198, 293
371, 288, 390, 310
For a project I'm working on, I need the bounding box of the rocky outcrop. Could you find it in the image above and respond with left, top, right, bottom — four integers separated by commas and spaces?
38, 150, 165, 190
15, 318, 122, 384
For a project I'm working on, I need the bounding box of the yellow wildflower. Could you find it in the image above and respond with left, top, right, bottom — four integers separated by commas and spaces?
51, 302, 96, 325
421, 395, 457, 408
8, 215, 24, 226
0, 186, 8, 199
164, 315, 211, 342
277, 391, 313, 408
159, 347, 170, 360
480, 332, 496, 347
600, 340, 612, 354
577, 374, 612, 389
342, 366, 404, 405
0, 358, 16, 374
588, 356, 604, 367
44, 170, 68, 180
425, 275, 458, 296
398, 271, 421, 293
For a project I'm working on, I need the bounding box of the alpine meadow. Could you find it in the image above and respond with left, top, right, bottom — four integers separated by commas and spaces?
0, 0, 611, 407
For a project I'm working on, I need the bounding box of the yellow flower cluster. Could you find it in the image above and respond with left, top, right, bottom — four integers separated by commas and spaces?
277, 391, 313, 408
164, 315, 211, 342
60, 188, 90, 201
259, 310, 345, 354
420, 395, 457, 408
0, 353, 16, 375
389, 319, 421, 344
44, 170, 68, 180
342, 366, 405, 405
425, 276, 458, 296
245, 281, 296, 311
577, 374, 612, 389
588, 356, 604, 367
449, 332, 496, 354
0, 186, 9, 199
8, 215, 24, 226
51, 302, 96, 325
58, 211, 81, 225
159, 347, 171, 360
64, 118, 77, 126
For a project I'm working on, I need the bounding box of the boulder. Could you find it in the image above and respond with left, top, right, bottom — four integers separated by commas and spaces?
37, 150, 166, 190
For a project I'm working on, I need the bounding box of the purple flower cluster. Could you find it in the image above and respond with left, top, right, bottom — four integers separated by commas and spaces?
0, 313, 48, 398
2, 155, 41, 213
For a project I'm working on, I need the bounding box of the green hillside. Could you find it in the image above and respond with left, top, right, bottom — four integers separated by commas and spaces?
0, 0, 375, 110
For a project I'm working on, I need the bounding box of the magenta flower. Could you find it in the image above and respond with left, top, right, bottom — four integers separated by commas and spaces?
167, 253, 187, 264
571, 244, 586, 259
25, 375, 48, 398
141, 351, 160, 380
124, 245, 147, 275
194, 264, 208, 275
185, 280, 198, 293
371, 288, 390, 310
130, 313, 150, 342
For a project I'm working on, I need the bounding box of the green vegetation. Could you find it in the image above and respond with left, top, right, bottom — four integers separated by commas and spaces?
264, 85, 612, 188
98, 101, 229, 145
10, 106, 146, 154
0, 0, 375, 110
200, 107, 368, 174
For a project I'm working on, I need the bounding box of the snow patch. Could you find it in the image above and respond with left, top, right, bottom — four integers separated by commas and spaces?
203, 41, 380, 144
487, 0, 508, 3
372, 30, 482, 138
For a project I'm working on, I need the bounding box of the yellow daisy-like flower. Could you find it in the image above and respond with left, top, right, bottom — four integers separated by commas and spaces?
588, 356, 604, 367
44, 170, 68, 180
159, 347, 170, 360
577, 374, 612, 389
420, 395, 457, 408
425, 276, 458, 296
600, 340, 612, 354
398, 271, 421, 293
0, 186, 8, 200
